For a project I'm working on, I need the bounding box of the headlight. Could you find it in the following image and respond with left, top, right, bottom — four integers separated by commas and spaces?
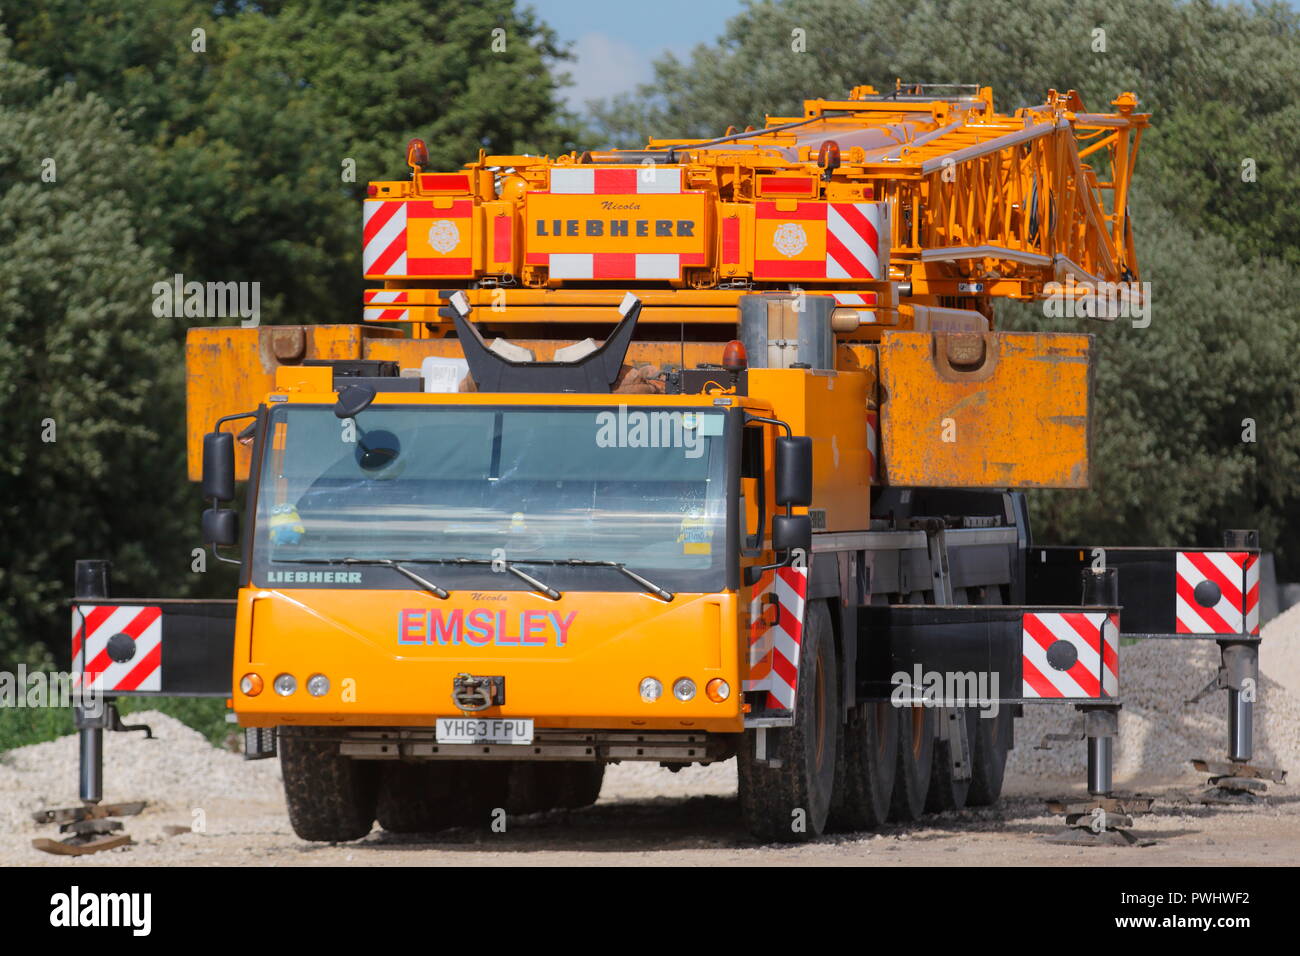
273, 673, 297, 697
306, 674, 330, 697
639, 677, 663, 702
673, 678, 696, 702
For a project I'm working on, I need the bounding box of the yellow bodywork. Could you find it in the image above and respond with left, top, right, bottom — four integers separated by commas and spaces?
878, 330, 1092, 488
235, 587, 741, 731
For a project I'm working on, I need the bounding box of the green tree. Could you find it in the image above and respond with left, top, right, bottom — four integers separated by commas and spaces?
0, 36, 209, 666
5, 0, 578, 326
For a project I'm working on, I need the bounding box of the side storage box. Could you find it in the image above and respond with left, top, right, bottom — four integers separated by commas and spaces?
878, 330, 1091, 488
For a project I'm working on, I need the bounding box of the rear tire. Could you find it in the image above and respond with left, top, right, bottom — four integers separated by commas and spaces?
966, 582, 1011, 805
967, 704, 1010, 806
830, 699, 898, 831
738, 600, 839, 842
279, 727, 379, 842
552, 762, 605, 809
925, 709, 972, 812
377, 761, 510, 833
889, 704, 935, 821
507, 762, 605, 813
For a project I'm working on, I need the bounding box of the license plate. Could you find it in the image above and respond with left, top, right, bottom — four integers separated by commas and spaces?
436, 717, 534, 745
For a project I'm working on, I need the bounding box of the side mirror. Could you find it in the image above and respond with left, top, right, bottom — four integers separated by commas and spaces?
202, 508, 239, 547
775, 435, 813, 507
772, 513, 811, 555
335, 384, 376, 419
202, 432, 235, 502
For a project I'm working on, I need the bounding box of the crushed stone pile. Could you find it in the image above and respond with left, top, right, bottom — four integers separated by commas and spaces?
1007, 606, 1300, 783
0, 711, 282, 837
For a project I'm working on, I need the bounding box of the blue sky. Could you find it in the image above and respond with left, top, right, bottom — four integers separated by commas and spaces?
526, 0, 746, 112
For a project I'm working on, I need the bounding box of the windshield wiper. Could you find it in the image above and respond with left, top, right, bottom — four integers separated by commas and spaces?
419, 557, 561, 601
294, 558, 449, 600
557, 560, 675, 602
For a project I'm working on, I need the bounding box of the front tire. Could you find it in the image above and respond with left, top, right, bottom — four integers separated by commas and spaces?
279, 727, 379, 842
738, 600, 839, 842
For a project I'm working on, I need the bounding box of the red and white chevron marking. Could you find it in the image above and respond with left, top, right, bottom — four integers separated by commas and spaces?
363, 308, 410, 321
362, 289, 411, 321
548, 167, 682, 194
826, 202, 887, 279
1245, 553, 1260, 635
71, 605, 163, 693
1021, 611, 1118, 699
742, 566, 807, 711
1176, 551, 1257, 635
363, 290, 409, 304
363, 200, 407, 276
524, 252, 704, 280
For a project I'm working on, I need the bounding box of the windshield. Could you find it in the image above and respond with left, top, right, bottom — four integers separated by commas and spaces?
250, 403, 730, 592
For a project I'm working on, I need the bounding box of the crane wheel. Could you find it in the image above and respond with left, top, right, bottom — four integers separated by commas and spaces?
966, 584, 1011, 805
507, 762, 605, 813
829, 698, 898, 831
888, 703, 936, 821
551, 762, 605, 809
376, 761, 511, 833
966, 704, 1010, 805
738, 600, 840, 843
279, 727, 379, 842
925, 709, 973, 812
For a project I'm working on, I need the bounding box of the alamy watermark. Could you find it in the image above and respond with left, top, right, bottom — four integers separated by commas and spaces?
152, 273, 260, 326
0, 666, 104, 713
595, 408, 704, 459
1042, 275, 1151, 328
890, 665, 1001, 717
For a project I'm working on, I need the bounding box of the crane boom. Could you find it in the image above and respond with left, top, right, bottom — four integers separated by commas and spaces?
362, 83, 1147, 332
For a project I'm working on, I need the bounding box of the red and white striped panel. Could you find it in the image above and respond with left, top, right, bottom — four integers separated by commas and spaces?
363, 200, 408, 276
362, 289, 410, 322
71, 605, 163, 693
1021, 611, 1118, 699
1245, 553, 1260, 635
1176, 551, 1257, 635
742, 566, 807, 711
548, 167, 682, 194
532, 252, 702, 280
826, 202, 887, 279
833, 292, 878, 324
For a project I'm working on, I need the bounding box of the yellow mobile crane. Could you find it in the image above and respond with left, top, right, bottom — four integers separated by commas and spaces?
64, 85, 1270, 849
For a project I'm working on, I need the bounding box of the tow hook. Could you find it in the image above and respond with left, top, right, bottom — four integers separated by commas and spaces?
452, 673, 505, 712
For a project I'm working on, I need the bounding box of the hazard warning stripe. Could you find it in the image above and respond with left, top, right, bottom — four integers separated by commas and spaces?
549, 167, 682, 194
1245, 553, 1260, 635
363, 290, 409, 304
363, 200, 407, 276
1020, 610, 1118, 699
529, 252, 704, 280
363, 307, 410, 322
1175, 551, 1250, 634
71, 604, 163, 693
743, 565, 808, 711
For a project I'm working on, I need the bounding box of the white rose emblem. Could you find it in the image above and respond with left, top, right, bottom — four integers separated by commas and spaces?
772, 222, 807, 257
428, 219, 460, 254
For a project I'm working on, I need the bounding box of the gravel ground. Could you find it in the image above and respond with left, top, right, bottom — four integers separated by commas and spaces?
3, 607, 1297, 866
